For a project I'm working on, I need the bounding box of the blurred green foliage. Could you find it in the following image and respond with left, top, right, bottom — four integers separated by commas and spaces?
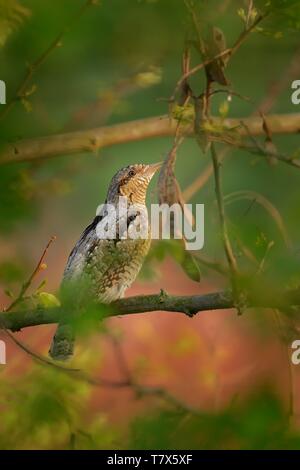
0, 0, 30, 47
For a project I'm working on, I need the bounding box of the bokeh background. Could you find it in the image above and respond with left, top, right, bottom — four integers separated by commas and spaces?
0, 0, 300, 449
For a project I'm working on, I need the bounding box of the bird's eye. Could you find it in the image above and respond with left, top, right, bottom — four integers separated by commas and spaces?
128, 169, 136, 177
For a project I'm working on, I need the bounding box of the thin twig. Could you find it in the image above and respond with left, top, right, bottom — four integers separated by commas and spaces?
183, 0, 206, 55
183, 162, 214, 201
106, 331, 133, 385
271, 309, 295, 419
238, 121, 300, 169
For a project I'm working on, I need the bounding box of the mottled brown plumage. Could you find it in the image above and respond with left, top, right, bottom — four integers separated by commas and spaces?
49, 163, 161, 360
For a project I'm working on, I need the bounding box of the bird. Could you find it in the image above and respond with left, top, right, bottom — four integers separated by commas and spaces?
49, 162, 162, 361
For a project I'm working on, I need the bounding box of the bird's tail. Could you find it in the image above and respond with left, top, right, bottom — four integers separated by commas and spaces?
49, 323, 75, 361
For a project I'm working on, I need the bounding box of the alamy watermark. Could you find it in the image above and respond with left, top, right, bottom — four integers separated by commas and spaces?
95, 197, 204, 250
291, 80, 300, 105
0, 340, 6, 365
0, 80, 6, 104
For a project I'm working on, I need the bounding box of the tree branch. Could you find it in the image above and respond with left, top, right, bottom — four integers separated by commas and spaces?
0, 113, 299, 165
1, 288, 300, 332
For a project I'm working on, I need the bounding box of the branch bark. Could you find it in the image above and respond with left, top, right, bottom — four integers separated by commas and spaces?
1, 288, 300, 332
1, 113, 299, 164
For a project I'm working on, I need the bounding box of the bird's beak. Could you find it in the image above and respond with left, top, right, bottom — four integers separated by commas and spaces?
144, 162, 162, 178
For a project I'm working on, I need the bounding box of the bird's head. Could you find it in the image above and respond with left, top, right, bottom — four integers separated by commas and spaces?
106, 162, 162, 204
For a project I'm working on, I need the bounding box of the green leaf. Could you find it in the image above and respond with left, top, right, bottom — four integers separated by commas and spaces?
4, 288, 13, 298
0, 261, 24, 283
